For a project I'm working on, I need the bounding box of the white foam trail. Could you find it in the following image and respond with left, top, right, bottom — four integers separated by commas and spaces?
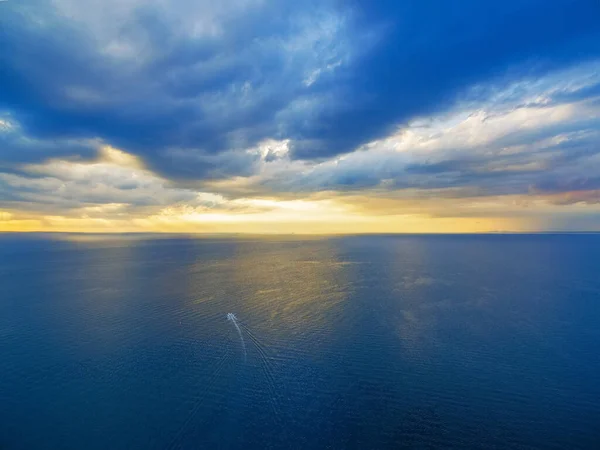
227, 313, 247, 362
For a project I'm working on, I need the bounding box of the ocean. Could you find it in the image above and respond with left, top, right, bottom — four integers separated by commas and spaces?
1, 234, 599, 449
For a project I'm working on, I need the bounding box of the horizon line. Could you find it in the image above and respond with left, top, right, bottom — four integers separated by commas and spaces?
2, 231, 600, 236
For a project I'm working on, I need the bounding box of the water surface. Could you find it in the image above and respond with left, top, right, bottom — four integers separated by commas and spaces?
1, 234, 599, 449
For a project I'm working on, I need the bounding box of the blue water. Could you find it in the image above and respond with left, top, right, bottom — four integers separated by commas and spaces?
1, 234, 599, 449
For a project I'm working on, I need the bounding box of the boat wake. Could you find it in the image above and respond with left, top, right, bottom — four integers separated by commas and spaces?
227, 313, 247, 362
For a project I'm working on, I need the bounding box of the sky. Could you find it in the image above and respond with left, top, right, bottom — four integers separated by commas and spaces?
1, 0, 600, 233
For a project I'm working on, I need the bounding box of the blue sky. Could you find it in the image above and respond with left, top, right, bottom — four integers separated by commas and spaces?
1, 0, 600, 232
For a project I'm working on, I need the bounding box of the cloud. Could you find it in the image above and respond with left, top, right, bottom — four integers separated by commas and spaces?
2, 0, 600, 232
1, 0, 599, 181
0, 146, 225, 215
0, 115, 98, 168
0, 0, 354, 178
252, 64, 600, 201
286, 0, 600, 158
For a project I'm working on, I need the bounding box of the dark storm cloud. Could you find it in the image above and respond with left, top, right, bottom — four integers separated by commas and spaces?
0, 0, 333, 177
0, 125, 98, 168
286, 0, 600, 158
1, 0, 599, 181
